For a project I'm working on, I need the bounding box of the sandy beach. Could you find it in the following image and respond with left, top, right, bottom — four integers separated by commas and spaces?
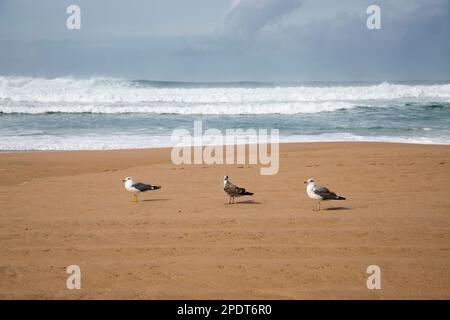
0, 142, 449, 299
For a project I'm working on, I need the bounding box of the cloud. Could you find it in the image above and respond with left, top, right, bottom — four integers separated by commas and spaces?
218, 0, 302, 38
0, 0, 448, 81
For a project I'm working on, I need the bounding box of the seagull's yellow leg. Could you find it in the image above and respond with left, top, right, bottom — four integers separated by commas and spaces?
133, 193, 139, 202
313, 200, 320, 212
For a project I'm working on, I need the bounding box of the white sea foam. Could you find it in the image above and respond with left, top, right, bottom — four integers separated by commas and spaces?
1, 133, 449, 151
1, 76, 449, 150
1, 76, 449, 114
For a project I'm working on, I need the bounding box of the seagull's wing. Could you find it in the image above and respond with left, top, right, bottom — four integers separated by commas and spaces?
313, 185, 338, 200
224, 181, 239, 195
132, 182, 161, 192
224, 181, 253, 196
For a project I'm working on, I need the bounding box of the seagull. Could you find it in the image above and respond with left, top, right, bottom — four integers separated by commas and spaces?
305, 178, 346, 211
122, 177, 161, 202
223, 175, 254, 204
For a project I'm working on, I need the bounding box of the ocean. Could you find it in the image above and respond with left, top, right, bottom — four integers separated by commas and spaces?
0, 76, 449, 150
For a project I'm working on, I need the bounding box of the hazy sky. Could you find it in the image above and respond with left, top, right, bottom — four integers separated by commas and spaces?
0, 0, 449, 81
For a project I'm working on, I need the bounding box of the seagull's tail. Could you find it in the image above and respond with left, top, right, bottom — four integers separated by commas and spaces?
243, 191, 254, 196
152, 185, 161, 190
336, 195, 346, 200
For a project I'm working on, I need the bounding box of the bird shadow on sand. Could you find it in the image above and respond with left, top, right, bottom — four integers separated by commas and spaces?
226, 200, 262, 205
324, 206, 351, 211
141, 198, 171, 202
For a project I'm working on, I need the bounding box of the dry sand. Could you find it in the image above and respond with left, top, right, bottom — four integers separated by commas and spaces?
0, 142, 449, 299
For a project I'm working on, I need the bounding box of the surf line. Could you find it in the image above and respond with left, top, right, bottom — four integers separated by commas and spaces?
170, 120, 279, 175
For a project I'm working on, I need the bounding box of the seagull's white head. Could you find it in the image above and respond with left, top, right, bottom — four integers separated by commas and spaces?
122, 176, 133, 183
224, 175, 229, 186
305, 178, 315, 185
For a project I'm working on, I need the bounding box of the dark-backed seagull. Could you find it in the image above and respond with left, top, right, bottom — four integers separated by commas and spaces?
223, 175, 254, 204
122, 176, 161, 202
305, 178, 345, 211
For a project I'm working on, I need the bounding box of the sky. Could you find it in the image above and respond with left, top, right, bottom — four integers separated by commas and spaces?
0, 0, 449, 81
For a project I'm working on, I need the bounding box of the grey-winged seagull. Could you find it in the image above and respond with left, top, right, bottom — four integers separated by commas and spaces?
122, 177, 161, 202
223, 175, 254, 204
305, 178, 346, 211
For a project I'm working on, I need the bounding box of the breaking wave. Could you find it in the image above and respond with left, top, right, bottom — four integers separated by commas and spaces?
1, 76, 449, 114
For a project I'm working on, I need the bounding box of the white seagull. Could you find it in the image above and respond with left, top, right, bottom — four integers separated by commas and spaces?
122, 177, 161, 202
305, 178, 346, 211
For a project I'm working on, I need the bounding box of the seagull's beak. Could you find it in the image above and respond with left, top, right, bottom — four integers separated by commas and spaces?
122, 179, 126, 182
304, 181, 307, 184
